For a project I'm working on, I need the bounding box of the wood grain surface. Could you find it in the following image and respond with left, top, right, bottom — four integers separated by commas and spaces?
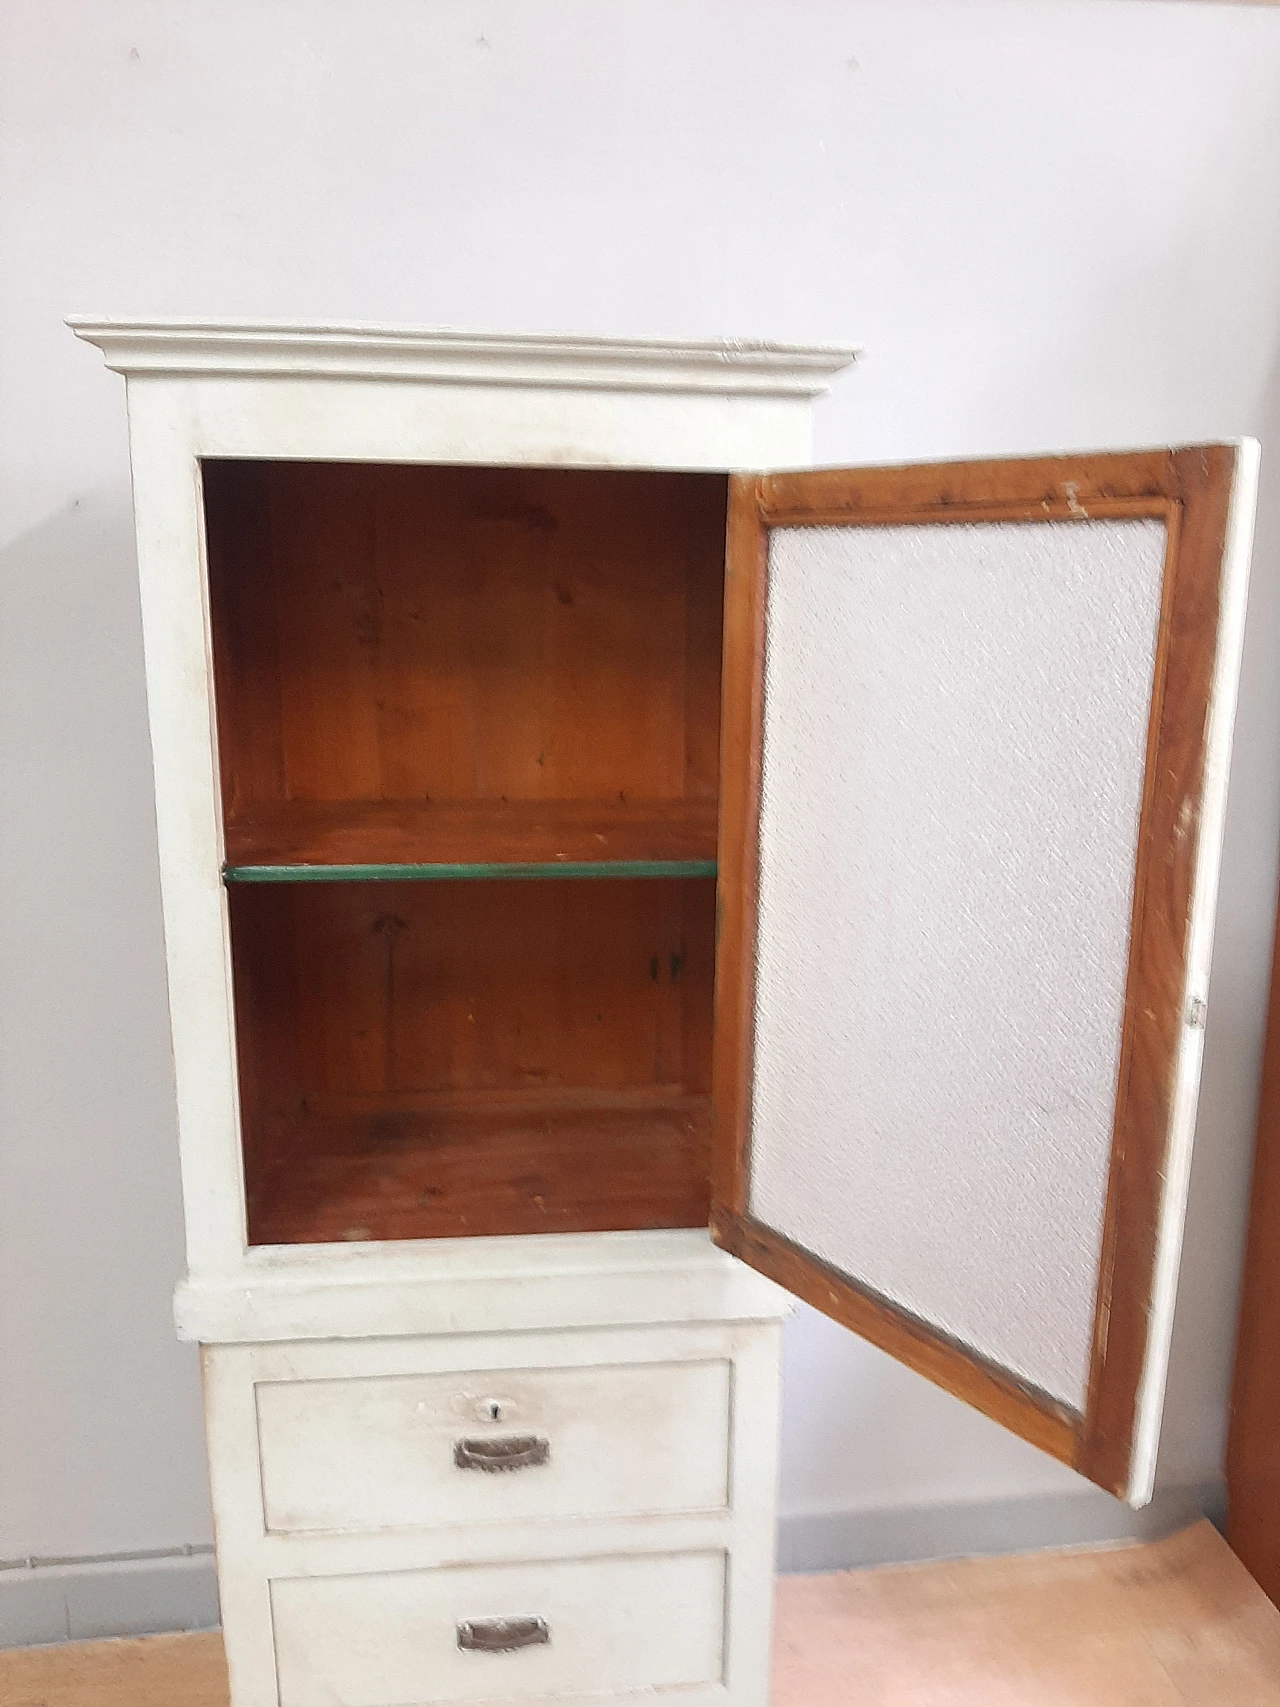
230, 876, 716, 1243
204, 461, 727, 852
203, 461, 728, 1244
223, 797, 719, 868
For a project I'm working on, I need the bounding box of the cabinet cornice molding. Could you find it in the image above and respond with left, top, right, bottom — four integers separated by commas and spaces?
67, 316, 857, 396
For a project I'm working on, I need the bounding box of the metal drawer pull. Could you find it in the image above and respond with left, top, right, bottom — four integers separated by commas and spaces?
457, 1616, 550, 1653
453, 1434, 550, 1472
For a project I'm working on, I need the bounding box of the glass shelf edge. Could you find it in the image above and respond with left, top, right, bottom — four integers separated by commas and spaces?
223, 859, 718, 884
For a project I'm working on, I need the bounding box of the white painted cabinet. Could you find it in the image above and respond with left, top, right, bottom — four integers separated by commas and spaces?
201, 1320, 783, 1707
72, 318, 1256, 1706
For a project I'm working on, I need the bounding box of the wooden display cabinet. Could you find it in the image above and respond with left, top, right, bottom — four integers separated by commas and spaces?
72, 318, 1257, 1707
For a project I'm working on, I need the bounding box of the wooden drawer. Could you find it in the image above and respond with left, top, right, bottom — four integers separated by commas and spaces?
256, 1358, 731, 1534
271, 1549, 727, 1707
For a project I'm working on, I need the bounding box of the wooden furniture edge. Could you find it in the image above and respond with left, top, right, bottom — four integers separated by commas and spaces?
1227, 875, 1280, 1601
710, 474, 768, 1215
1078, 445, 1239, 1494
711, 1208, 1080, 1464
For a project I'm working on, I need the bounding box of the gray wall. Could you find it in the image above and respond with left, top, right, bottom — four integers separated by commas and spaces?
3, 0, 1280, 1629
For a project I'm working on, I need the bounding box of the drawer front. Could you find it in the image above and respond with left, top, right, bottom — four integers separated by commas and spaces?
271, 1549, 726, 1707
257, 1359, 731, 1534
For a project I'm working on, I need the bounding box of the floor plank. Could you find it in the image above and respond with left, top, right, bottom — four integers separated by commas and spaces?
0, 1628, 227, 1707
3, 1522, 1277, 1705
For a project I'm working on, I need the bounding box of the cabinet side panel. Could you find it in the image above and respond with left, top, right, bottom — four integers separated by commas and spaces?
201, 1347, 278, 1707
125, 387, 246, 1270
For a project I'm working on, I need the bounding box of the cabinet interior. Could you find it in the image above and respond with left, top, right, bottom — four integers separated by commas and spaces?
202, 460, 728, 1245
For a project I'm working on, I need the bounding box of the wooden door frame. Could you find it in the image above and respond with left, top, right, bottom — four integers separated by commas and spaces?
711, 446, 1249, 1500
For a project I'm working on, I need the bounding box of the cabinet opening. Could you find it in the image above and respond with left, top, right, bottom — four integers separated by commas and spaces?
230, 877, 715, 1243
203, 460, 727, 1244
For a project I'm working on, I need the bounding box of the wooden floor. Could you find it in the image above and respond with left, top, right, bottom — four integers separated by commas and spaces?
4, 1522, 1278, 1706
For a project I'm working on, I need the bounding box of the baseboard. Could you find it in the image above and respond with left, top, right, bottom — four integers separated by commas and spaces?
0, 1482, 1221, 1645
0, 1547, 218, 1647
777, 1478, 1224, 1574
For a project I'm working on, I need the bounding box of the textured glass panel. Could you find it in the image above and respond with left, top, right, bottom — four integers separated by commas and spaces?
750, 519, 1166, 1408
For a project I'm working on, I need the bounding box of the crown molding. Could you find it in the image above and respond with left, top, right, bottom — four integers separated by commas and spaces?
67, 317, 857, 396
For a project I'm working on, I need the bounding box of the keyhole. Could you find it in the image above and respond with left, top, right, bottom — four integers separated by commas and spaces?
474, 1394, 512, 1423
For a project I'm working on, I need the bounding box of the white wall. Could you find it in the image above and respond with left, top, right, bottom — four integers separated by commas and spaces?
3, 0, 1280, 1564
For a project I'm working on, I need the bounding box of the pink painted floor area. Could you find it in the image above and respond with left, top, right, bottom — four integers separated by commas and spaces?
770, 1522, 1280, 1706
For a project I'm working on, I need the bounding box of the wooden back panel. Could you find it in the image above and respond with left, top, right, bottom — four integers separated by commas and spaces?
230, 878, 716, 1244
229, 878, 715, 1108
204, 461, 727, 835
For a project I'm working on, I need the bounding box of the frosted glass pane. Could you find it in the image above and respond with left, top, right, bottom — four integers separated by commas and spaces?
750, 519, 1166, 1409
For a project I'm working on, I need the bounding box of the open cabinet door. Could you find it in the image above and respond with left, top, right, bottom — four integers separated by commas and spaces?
710, 447, 1258, 1505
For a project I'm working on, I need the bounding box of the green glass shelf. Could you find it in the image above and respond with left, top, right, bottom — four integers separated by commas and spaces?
223, 859, 718, 885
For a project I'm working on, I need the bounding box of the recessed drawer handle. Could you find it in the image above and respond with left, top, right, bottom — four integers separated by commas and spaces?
453, 1434, 550, 1472
457, 1615, 550, 1653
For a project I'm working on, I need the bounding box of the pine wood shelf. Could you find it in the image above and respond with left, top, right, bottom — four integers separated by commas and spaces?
222, 797, 719, 879
246, 1089, 713, 1245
